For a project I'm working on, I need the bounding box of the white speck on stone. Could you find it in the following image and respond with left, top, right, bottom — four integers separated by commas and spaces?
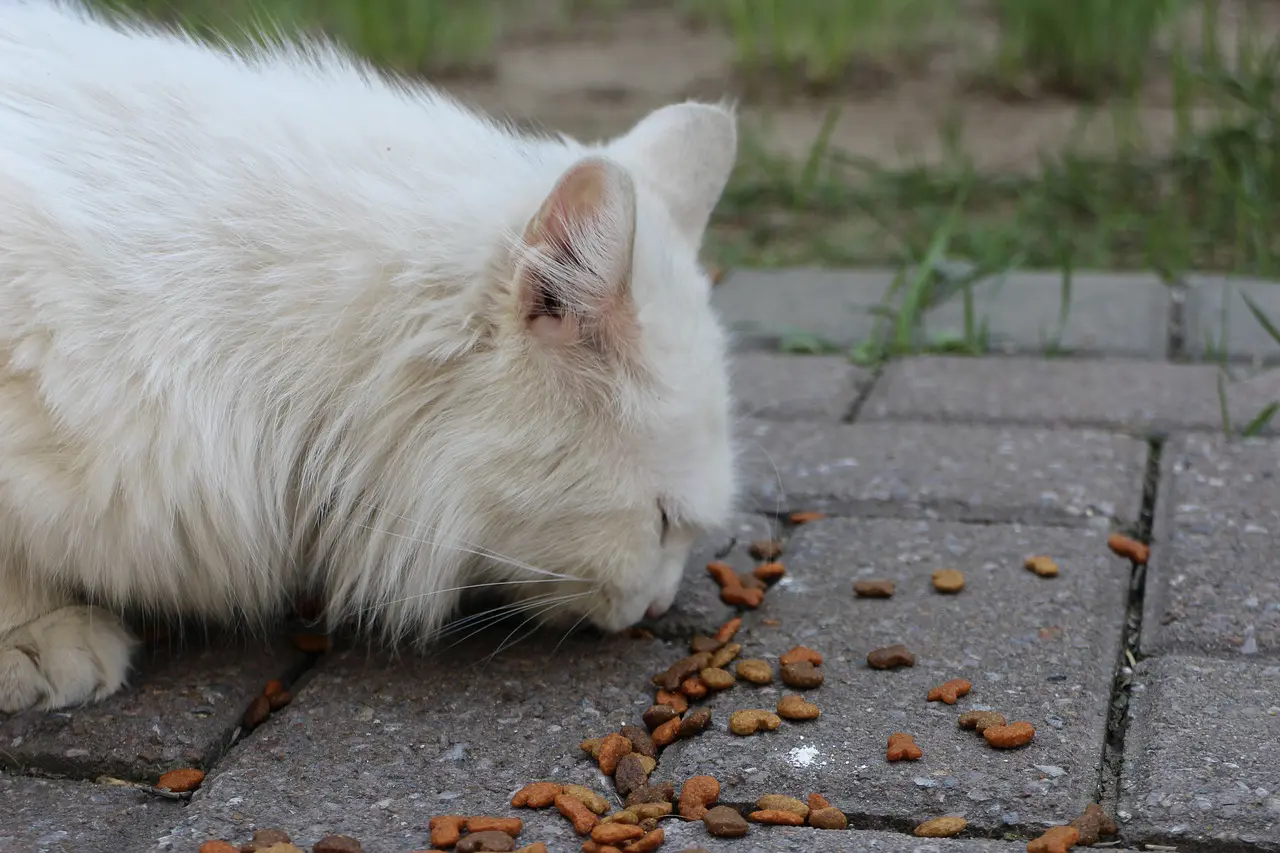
1034, 765, 1067, 778
438, 742, 468, 762
914, 777, 937, 788
788, 746, 819, 767
373, 798, 392, 810
1241, 626, 1259, 655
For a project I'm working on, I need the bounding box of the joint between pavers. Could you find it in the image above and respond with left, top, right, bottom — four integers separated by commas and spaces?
746, 499, 1126, 530
840, 360, 885, 424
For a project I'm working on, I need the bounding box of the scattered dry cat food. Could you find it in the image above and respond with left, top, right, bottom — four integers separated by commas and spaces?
927, 678, 973, 704
1027, 825, 1080, 853
244, 829, 293, 850
735, 659, 774, 684
789, 510, 827, 524
1069, 804, 1118, 845
700, 667, 736, 690
729, 709, 782, 735
705, 561, 737, 588
242, 693, 271, 730
613, 755, 649, 798
430, 816, 468, 848
626, 626, 655, 641
621, 828, 663, 853
293, 632, 331, 653
156, 767, 204, 793
866, 644, 916, 669
248, 844, 303, 853
515, 845, 549, 853
714, 617, 742, 644
983, 721, 1036, 749
752, 562, 786, 583
511, 782, 562, 809
748, 539, 783, 560
596, 733, 632, 775
779, 646, 823, 666
709, 642, 741, 669
720, 584, 765, 608
561, 785, 610, 815
780, 660, 824, 688
776, 694, 821, 721
590, 824, 645, 845
749, 809, 805, 826
456, 830, 515, 853
702, 805, 749, 838
620, 725, 656, 759
642, 704, 678, 731
808, 807, 847, 830
625, 782, 674, 808
1107, 532, 1149, 565
651, 716, 682, 748
689, 634, 723, 654
654, 690, 688, 714
886, 732, 924, 761
678, 775, 720, 819
808, 793, 830, 811
466, 818, 522, 836
198, 841, 238, 853
914, 816, 968, 838
853, 579, 896, 598
579, 842, 619, 853
1024, 555, 1060, 578
958, 711, 1007, 733
677, 707, 712, 739
932, 568, 966, 593
757, 795, 808, 819
631, 803, 672, 820
679, 676, 709, 700
554, 793, 599, 836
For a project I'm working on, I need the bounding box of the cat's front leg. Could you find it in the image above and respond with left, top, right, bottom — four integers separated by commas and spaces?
0, 578, 139, 713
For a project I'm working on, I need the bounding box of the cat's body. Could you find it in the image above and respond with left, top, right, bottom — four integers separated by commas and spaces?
0, 0, 738, 713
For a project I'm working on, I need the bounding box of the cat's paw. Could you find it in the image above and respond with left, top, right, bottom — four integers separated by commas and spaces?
0, 606, 138, 713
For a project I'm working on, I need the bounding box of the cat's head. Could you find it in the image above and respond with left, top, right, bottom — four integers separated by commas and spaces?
457, 101, 740, 635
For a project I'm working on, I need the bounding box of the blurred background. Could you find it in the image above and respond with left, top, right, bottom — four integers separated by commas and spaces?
88, 0, 1280, 283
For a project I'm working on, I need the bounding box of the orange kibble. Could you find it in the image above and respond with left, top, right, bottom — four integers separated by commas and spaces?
655, 690, 688, 714
428, 815, 467, 848
713, 617, 742, 644
926, 678, 972, 705
156, 768, 204, 793
651, 715, 682, 748
720, 585, 764, 608
753, 562, 786, 582
706, 561, 737, 588
886, 732, 923, 761
466, 816, 523, 835
779, 646, 823, 666
1107, 533, 1150, 565
789, 511, 827, 524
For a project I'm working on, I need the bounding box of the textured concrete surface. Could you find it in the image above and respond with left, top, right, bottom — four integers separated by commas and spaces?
1143, 434, 1280, 656
712, 268, 897, 350
1119, 656, 1280, 851
730, 352, 869, 421
656, 824, 1057, 852
1, 772, 182, 853
739, 419, 1148, 527
660, 516, 1130, 833
1184, 273, 1280, 364
0, 635, 304, 783
923, 271, 1172, 359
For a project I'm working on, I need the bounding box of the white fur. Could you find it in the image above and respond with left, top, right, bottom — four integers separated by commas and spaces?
0, 0, 738, 713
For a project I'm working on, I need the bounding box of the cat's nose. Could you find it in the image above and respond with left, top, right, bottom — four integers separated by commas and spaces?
645, 600, 669, 620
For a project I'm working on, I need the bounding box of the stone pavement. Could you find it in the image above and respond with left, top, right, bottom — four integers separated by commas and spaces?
4, 268, 1280, 853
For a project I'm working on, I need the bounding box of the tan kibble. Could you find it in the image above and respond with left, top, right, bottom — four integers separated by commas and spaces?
776, 694, 821, 721
600, 810, 639, 825
560, 785, 610, 814
756, 795, 808, 819
700, 667, 736, 690
749, 809, 805, 826
914, 816, 968, 838
984, 721, 1036, 749
1024, 555, 1060, 577
709, 642, 741, 669
779, 646, 823, 666
932, 568, 965, 593
958, 710, 1007, 733
630, 802, 672, 820
853, 579, 896, 598
621, 828, 663, 853
735, 659, 773, 684
808, 807, 847, 830
729, 709, 782, 736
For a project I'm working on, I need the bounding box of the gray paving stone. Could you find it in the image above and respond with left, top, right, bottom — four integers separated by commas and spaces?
923, 271, 1172, 359
738, 419, 1148, 527
712, 268, 896, 351
661, 516, 1130, 833
0, 772, 181, 853
1184, 273, 1280, 364
0, 634, 305, 783
730, 352, 869, 421
1143, 434, 1280, 656
1119, 655, 1280, 850
655, 824, 1043, 852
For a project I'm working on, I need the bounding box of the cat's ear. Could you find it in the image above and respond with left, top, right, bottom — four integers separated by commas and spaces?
517, 156, 638, 349
609, 100, 737, 247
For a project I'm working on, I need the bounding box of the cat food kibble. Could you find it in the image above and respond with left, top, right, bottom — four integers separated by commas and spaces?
293, 632, 331, 653
748, 539, 783, 560
689, 634, 722, 654
620, 725, 656, 759
709, 642, 741, 669
677, 775, 720, 819
720, 584, 765, 608
455, 830, 515, 853
654, 690, 688, 714
554, 794, 599, 836
245, 829, 293, 849
789, 510, 827, 524
613, 754, 649, 798
1107, 532, 1149, 564
466, 818, 522, 836
757, 795, 808, 819
728, 709, 782, 735
808, 807, 848, 830
752, 562, 786, 583
1027, 825, 1080, 853
679, 676, 709, 700
242, 693, 271, 730
429, 816, 468, 848
651, 715, 682, 747
630, 803, 672, 820
853, 579, 896, 598
705, 561, 737, 588
579, 843, 620, 853
808, 793, 831, 811
198, 841, 239, 853
984, 721, 1036, 749
156, 767, 204, 793
1024, 555, 1059, 577
511, 782, 562, 809
780, 660, 824, 688
779, 645, 823, 666
713, 617, 742, 643
595, 732, 632, 775
702, 806, 749, 838
621, 828, 663, 853
914, 816, 968, 838
677, 707, 712, 739
958, 710, 1007, 733
700, 667, 735, 690
932, 568, 965, 593
1069, 804, 1118, 845
927, 678, 972, 704
776, 694, 821, 720
886, 732, 923, 761
642, 704, 678, 731
735, 659, 773, 684
749, 809, 805, 826
625, 783, 674, 808
590, 824, 645, 845
866, 643, 916, 669
515, 845, 550, 853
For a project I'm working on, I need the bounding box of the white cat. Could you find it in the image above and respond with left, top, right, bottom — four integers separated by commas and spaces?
0, 0, 738, 713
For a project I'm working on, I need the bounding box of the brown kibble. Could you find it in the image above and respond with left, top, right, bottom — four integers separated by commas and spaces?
631, 802, 672, 820
456, 830, 515, 853
621, 724, 657, 759
1107, 532, 1149, 565
753, 562, 786, 583
866, 644, 916, 669
579, 843, 621, 853
625, 626, 654, 641
156, 767, 204, 793
789, 510, 827, 524
720, 584, 764, 608
466, 817, 522, 837
199, 842, 239, 853
779, 646, 822, 666
689, 634, 723, 654
1070, 804, 1118, 845
808, 807, 847, 830
263, 679, 285, 697
886, 732, 923, 761
740, 573, 768, 592
713, 617, 742, 644
642, 704, 677, 731
756, 795, 808, 818
242, 694, 271, 730
749, 809, 805, 826
613, 754, 649, 798
590, 824, 645, 845
915, 816, 968, 838
601, 810, 638, 825
777, 694, 821, 721
677, 775, 720, 819
293, 632, 330, 653
677, 707, 711, 739
555, 793, 599, 836
580, 737, 603, 758
808, 793, 831, 811
702, 805, 748, 838
1024, 555, 1060, 578
729, 709, 782, 736
250, 830, 293, 847
625, 783, 674, 807
709, 642, 741, 669
958, 711, 1007, 733
932, 568, 965, 593
266, 690, 293, 711
651, 716, 681, 748
561, 785, 610, 815
780, 660, 824, 689
679, 676, 709, 700
927, 678, 973, 705
247, 844, 303, 853
700, 667, 736, 690
429, 816, 468, 848
984, 721, 1036, 749
635, 755, 657, 774
596, 732, 632, 776
853, 579, 896, 598
1027, 825, 1080, 853
512, 782, 562, 808
706, 561, 737, 588
748, 539, 783, 560
735, 659, 773, 684
621, 828, 663, 853
654, 690, 688, 714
